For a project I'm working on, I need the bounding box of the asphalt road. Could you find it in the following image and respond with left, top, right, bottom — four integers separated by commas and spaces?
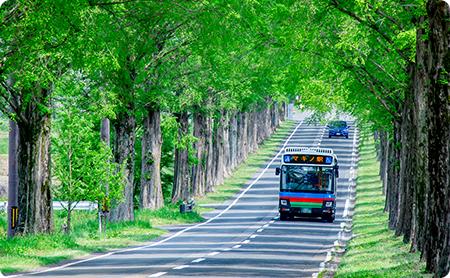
14, 111, 358, 278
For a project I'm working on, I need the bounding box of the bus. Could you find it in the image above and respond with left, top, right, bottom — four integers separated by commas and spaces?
275, 147, 339, 222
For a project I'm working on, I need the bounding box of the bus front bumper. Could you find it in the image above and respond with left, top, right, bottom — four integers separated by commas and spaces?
279, 205, 335, 218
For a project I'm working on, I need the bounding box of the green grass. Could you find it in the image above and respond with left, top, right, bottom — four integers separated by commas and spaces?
335, 132, 432, 278
0, 119, 297, 275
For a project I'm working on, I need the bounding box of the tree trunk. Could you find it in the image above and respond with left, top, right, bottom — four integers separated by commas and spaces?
257, 102, 270, 142
213, 110, 225, 186
385, 135, 395, 217
16, 86, 54, 235
222, 110, 231, 177
229, 109, 238, 171
171, 111, 190, 203
279, 101, 286, 122
191, 105, 206, 197
265, 99, 272, 138
411, 16, 429, 255
140, 106, 164, 210
7, 108, 18, 238
101, 119, 110, 146
237, 111, 248, 165
387, 122, 401, 231
247, 106, 258, 154
378, 130, 388, 196
396, 86, 415, 242
109, 103, 136, 222
205, 114, 215, 193
99, 118, 110, 232
420, 2, 450, 275
271, 101, 278, 131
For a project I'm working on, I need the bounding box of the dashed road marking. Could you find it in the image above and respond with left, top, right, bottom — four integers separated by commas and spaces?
172, 265, 189, 270
191, 258, 206, 263
148, 272, 167, 277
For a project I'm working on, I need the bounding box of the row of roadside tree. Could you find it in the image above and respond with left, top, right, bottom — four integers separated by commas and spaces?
273, 0, 449, 276
0, 0, 292, 237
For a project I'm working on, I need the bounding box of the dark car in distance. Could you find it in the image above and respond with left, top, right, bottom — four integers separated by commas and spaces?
328, 121, 349, 138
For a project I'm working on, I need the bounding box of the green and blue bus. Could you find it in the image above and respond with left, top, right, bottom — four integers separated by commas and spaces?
275, 147, 339, 222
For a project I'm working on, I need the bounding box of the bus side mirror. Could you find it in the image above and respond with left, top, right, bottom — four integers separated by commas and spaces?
334, 165, 339, 178
275, 167, 281, 176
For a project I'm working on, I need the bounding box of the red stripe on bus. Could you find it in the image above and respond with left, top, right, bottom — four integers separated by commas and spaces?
281, 197, 334, 203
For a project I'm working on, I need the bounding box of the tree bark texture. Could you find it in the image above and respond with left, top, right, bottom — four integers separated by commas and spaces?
271, 101, 278, 132
396, 87, 415, 243
7, 114, 18, 238
237, 111, 248, 165
109, 102, 136, 222
384, 136, 394, 216
191, 105, 207, 197
420, 2, 450, 275
377, 130, 388, 196
257, 101, 270, 143
266, 99, 273, 138
16, 86, 54, 235
213, 111, 225, 186
140, 106, 164, 210
247, 106, 258, 154
172, 111, 191, 203
99, 118, 110, 232
411, 18, 429, 255
279, 101, 286, 122
101, 119, 110, 147
387, 122, 401, 231
222, 110, 231, 177
204, 114, 214, 193
229, 109, 238, 171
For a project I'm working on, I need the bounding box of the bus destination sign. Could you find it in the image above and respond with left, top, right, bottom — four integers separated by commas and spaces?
283, 155, 333, 165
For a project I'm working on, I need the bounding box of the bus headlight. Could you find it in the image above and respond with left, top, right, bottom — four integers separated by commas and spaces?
280, 199, 289, 206
324, 201, 333, 207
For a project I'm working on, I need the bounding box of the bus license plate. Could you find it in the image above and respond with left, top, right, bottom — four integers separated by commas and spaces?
301, 208, 312, 214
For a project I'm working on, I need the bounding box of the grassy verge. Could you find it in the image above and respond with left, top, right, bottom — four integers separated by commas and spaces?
0, 119, 296, 275
335, 132, 431, 277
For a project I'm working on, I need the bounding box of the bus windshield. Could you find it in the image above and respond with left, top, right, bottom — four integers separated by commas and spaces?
281, 165, 334, 193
